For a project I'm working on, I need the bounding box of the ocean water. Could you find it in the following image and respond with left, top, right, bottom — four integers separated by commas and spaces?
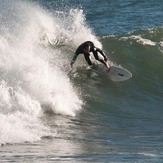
0, 0, 163, 162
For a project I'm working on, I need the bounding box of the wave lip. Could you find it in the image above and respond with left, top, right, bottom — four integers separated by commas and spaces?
0, 0, 101, 145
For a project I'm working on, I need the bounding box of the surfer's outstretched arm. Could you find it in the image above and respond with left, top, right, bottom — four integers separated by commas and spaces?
96, 48, 108, 61
71, 53, 79, 68
93, 48, 110, 69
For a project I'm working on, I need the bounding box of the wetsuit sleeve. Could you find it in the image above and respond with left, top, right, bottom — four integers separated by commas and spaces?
83, 52, 92, 65
71, 53, 79, 67
96, 48, 107, 61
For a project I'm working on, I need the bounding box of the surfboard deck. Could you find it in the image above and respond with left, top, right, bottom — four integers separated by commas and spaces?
107, 66, 132, 81
91, 64, 132, 82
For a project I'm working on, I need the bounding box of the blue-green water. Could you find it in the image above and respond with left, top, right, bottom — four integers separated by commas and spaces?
0, 0, 163, 162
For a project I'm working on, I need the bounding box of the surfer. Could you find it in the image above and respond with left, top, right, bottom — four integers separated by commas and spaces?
70, 41, 110, 69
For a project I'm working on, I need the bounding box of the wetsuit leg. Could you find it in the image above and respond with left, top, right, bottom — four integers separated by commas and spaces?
83, 53, 92, 65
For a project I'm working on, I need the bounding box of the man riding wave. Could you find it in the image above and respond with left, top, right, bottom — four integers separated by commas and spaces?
70, 41, 110, 69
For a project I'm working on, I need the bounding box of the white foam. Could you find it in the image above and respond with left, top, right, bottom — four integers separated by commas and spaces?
121, 35, 156, 46
0, 81, 50, 145
0, 0, 100, 144
138, 153, 157, 157
159, 41, 163, 53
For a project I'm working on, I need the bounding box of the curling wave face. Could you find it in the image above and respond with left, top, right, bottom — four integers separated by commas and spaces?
0, 0, 101, 145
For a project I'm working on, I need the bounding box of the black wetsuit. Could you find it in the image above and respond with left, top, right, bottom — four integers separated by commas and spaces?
71, 41, 107, 66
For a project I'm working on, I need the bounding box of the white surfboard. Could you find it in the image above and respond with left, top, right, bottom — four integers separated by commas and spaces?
107, 66, 132, 81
